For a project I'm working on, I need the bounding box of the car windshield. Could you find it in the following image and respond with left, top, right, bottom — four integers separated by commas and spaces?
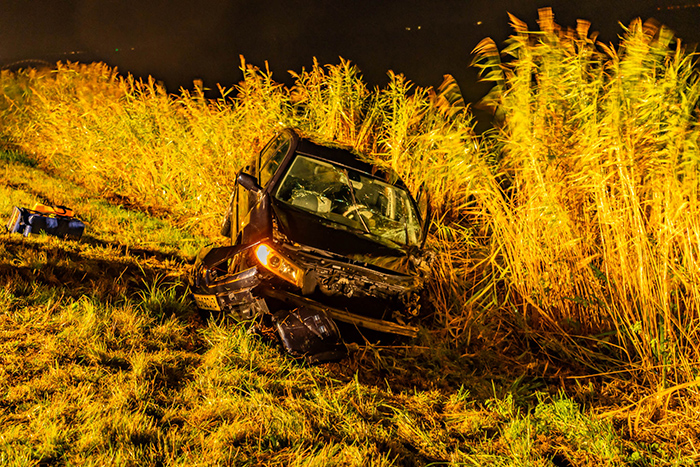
274, 154, 422, 247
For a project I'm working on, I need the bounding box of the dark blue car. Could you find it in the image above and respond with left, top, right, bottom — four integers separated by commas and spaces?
191, 128, 432, 362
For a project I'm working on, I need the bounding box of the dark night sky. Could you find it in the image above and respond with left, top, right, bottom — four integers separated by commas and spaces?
1, 0, 698, 104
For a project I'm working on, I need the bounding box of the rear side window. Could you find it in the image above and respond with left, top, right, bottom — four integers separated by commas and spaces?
259, 132, 292, 188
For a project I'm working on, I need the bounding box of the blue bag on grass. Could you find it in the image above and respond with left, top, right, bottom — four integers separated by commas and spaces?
6, 206, 85, 239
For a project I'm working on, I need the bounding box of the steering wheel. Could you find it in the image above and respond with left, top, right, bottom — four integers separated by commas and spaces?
343, 204, 373, 222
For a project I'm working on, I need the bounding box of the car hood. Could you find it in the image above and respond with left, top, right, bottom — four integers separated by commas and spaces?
271, 199, 416, 277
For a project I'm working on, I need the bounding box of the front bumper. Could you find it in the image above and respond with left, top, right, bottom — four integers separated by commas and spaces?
191, 242, 421, 338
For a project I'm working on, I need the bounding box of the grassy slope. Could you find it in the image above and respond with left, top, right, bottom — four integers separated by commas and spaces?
0, 157, 688, 466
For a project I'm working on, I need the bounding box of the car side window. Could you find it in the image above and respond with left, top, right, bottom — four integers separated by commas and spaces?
228, 185, 240, 243
227, 183, 254, 244
259, 133, 292, 188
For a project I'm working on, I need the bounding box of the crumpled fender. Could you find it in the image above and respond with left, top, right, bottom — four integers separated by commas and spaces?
191, 242, 267, 318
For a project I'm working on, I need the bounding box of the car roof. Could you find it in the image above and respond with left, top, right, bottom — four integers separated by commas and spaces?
287, 129, 407, 189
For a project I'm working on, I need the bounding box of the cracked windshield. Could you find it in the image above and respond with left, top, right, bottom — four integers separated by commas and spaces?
275, 155, 421, 246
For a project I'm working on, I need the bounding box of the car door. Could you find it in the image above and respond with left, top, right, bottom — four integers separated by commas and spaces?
231, 131, 294, 245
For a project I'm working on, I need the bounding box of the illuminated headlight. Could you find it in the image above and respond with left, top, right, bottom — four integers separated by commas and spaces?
255, 243, 304, 288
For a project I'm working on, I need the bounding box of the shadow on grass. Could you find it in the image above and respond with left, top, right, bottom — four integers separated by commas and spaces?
0, 233, 191, 303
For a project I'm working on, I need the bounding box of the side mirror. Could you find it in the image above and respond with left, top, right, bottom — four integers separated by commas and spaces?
237, 173, 263, 195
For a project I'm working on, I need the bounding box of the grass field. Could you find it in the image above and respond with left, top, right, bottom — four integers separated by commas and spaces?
1, 9, 700, 465
0, 155, 685, 466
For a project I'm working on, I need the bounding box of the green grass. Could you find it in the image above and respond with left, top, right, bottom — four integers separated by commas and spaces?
0, 274, 667, 466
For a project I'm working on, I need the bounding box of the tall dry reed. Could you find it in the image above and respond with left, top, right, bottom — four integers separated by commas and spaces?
473, 9, 700, 387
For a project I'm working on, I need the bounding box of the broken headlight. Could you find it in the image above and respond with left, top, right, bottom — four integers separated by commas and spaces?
254, 243, 304, 288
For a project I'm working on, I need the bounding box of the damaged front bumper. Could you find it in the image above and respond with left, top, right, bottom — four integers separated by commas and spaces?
191, 241, 422, 362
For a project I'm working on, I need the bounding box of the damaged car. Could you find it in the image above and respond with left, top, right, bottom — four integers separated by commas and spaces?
191, 128, 432, 362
